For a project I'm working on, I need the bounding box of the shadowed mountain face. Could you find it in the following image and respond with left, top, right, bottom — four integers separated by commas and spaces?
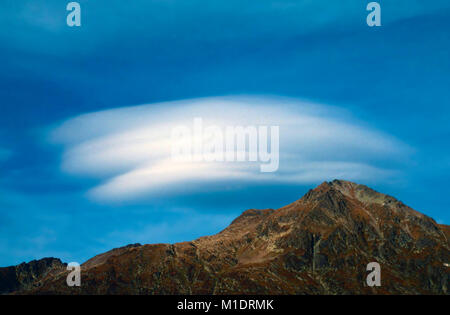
0, 258, 66, 294
1, 180, 449, 294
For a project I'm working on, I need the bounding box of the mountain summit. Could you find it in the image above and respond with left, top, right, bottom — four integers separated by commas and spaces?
1, 180, 449, 294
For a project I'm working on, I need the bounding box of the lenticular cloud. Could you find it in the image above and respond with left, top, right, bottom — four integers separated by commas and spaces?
50, 96, 411, 203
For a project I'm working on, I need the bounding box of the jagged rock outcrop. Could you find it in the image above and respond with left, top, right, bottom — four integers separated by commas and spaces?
0, 258, 66, 294
2, 180, 449, 294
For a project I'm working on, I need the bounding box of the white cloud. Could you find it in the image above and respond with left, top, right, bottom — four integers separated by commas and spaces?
50, 96, 411, 203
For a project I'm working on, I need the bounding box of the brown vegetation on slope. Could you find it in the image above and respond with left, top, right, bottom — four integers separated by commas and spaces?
2, 180, 449, 294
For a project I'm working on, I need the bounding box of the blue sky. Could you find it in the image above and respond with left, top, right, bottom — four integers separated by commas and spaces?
0, 1, 449, 266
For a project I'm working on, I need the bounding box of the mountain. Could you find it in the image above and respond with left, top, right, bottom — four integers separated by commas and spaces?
0, 258, 66, 294
1, 180, 449, 294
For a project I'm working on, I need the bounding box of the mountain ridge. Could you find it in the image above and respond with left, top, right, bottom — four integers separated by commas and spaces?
1, 179, 449, 294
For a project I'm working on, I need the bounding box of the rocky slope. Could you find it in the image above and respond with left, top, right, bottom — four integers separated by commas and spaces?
0, 258, 66, 294
1, 180, 449, 294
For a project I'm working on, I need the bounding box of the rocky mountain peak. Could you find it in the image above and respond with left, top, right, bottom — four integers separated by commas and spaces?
1, 181, 448, 295
300, 179, 405, 211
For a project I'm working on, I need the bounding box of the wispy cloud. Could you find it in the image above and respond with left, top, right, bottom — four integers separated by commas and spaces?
50, 96, 412, 203
2, 1, 449, 56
